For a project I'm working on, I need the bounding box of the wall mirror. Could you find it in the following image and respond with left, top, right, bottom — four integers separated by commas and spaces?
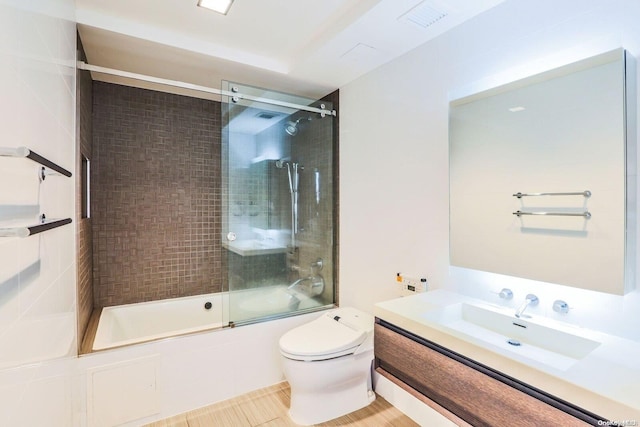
449, 49, 636, 295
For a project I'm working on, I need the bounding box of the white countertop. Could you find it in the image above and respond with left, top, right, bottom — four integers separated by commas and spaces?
375, 290, 640, 420
222, 239, 288, 256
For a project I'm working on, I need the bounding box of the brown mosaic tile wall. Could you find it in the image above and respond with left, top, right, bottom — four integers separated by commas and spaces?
289, 94, 338, 306
92, 82, 221, 307
76, 34, 94, 347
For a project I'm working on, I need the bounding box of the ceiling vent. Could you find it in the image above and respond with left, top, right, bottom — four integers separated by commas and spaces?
399, 1, 448, 29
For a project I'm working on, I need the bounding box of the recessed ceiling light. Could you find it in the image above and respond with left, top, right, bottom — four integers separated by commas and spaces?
197, 0, 234, 15
508, 106, 526, 112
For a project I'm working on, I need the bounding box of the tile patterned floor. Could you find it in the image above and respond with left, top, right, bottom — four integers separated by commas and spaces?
145, 382, 419, 427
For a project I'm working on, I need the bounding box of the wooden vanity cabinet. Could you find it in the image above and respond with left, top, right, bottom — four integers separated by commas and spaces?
374, 320, 604, 426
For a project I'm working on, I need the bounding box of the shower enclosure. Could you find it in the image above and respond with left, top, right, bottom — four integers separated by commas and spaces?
221, 82, 336, 325
81, 64, 338, 351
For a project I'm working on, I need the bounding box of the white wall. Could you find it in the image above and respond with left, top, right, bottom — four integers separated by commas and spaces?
339, 0, 640, 333
0, 0, 77, 425
341, 1, 640, 420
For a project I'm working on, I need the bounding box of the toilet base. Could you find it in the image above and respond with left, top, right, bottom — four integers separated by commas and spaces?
289, 386, 375, 426
283, 351, 375, 425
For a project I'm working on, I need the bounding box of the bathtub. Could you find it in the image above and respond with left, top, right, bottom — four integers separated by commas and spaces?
93, 285, 328, 350
93, 292, 228, 350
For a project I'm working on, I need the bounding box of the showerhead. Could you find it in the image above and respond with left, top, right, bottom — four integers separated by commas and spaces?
284, 121, 299, 136
284, 116, 312, 136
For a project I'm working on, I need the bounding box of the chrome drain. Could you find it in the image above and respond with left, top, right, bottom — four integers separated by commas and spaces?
507, 338, 521, 346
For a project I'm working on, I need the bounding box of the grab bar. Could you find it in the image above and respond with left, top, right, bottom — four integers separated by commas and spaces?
513, 191, 591, 198
513, 210, 591, 219
0, 217, 72, 237
0, 146, 72, 177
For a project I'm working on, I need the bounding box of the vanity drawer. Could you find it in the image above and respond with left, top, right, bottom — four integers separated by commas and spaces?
374, 321, 599, 426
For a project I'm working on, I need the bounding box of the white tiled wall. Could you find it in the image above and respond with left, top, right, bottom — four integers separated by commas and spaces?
0, 4, 330, 427
0, 0, 77, 425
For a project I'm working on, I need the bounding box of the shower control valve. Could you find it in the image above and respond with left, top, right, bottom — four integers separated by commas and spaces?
553, 300, 570, 314
498, 288, 513, 300
311, 258, 323, 272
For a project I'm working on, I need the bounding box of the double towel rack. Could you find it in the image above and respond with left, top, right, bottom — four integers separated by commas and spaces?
0, 146, 73, 237
512, 190, 591, 219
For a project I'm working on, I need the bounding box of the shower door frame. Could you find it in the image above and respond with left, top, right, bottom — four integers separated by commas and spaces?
221, 80, 339, 327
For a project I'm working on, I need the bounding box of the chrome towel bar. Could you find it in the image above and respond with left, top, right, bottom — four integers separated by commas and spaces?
513, 191, 591, 198
0, 218, 72, 237
0, 146, 72, 177
513, 211, 591, 219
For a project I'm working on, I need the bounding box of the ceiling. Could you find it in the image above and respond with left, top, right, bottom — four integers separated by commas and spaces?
76, 0, 506, 101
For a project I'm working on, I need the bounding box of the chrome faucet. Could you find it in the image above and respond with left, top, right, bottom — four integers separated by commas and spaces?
287, 275, 325, 297
515, 294, 539, 318
287, 276, 311, 290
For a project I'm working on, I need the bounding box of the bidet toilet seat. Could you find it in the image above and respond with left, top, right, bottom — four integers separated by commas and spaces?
279, 308, 371, 362
279, 307, 376, 425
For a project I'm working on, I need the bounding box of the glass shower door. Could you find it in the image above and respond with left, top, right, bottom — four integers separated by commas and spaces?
221, 81, 336, 325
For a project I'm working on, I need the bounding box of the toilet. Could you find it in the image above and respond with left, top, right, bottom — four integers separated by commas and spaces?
279, 307, 375, 425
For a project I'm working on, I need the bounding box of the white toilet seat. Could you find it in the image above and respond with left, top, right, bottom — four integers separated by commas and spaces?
280, 345, 360, 362
279, 308, 371, 361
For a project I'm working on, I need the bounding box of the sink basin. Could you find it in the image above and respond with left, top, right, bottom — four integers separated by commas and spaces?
423, 302, 601, 371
